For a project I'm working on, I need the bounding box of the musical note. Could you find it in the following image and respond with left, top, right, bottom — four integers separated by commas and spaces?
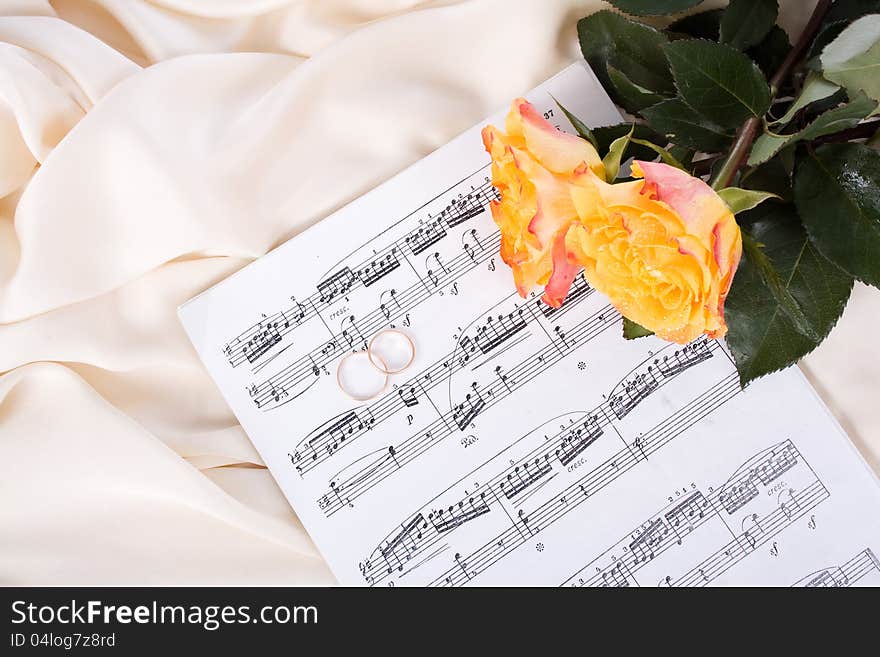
664, 492, 710, 533
317, 267, 357, 303
405, 222, 447, 256
719, 477, 760, 514
474, 310, 527, 355
359, 250, 401, 288
608, 338, 715, 420
501, 458, 552, 500
629, 519, 669, 564
398, 386, 420, 408
454, 553, 471, 580
380, 514, 427, 572
297, 411, 373, 467
654, 339, 713, 377
341, 315, 366, 349
555, 416, 602, 466
598, 563, 629, 588
719, 443, 801, 515
445, 201, 485, 227
559, 440, 832, 588
609, 369, 660, 420
539, 275, 593, 318
242, 323, 282, 363
792, 548, 879, 587
453, 391, 485, 431
494, 365, 511, 391
431, 495, 491, 533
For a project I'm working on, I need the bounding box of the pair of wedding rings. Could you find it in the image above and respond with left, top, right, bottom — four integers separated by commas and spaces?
336, 329, 416, 401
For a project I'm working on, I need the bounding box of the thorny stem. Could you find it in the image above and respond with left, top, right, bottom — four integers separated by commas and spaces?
710, 0, 833, 190
710, 118, 761, 190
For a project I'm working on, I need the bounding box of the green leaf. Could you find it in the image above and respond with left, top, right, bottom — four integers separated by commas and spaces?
664, 39, 772, 129
593, 123, 667, 161
740, 231, 820, 342
741, 156, 792, 200
719, 0, 778, 51
748, 25, 792, 80
623, 317, 654, 339
668, 9, 722, 40
750, 91, 878, 165
821, 14, 880, 102
748, 133, 789, 167
770, 71, 840, 126
606, 0, 704, 16
607, 65, 668, 113
600, 128, 685, 181
668, 145, 695, 168
717, 187, 781, 214
725, 205, 854, 386
578, 11, 675, 108
641, 97, 733, 152
798, 91, 878, 139
794, 143, 880, 287
603, 125, 635, 182
553, 97, 599, 149
630, 138, 686, 169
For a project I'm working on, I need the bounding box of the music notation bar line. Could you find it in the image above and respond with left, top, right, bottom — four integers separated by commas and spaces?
291, 287, 596, 477
362, 414, 603, 583
361, 364, 738, 585
318, 305, 629, 517
672, 481, 829, 587
249, 229, 502, 409
562, 441, 824, 587
222, 174, 497, 369
792, 547, 880, 587
322, 328, 720, 520
426, 371, 742, 587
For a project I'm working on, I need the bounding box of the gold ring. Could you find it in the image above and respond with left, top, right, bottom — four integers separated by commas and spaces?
367, 329, 416, 374
337, 350, 389, 401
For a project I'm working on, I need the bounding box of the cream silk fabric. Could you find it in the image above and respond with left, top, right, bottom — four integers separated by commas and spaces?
0, 0, 877, 585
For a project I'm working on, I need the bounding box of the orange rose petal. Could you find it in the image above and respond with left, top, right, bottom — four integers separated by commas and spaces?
514, 99, 604, 176
541, 230, 581, 307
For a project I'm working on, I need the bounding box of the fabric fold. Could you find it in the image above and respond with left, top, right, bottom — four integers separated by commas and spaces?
0, 0, 876, 585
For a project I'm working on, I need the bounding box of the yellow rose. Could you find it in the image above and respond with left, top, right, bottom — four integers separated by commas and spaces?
483, 100, 741, 344
481, 98, 604, 307
565, 161, 742, 343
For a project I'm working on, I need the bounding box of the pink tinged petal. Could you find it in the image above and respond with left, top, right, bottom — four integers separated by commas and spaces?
542, 231, 581, 308
516, 99, 602, 176
632, 161, 729, 242
527, 202, 554, 247
512, 148, 577, 248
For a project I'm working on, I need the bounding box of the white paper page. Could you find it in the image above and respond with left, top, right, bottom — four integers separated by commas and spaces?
179, 62, 880, 587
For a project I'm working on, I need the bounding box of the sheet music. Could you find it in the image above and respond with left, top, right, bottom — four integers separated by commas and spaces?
179, 62, 880, 587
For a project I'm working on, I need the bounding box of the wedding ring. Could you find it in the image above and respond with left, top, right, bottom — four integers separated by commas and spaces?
367, 329, 416, 374
337, 350, 389, 401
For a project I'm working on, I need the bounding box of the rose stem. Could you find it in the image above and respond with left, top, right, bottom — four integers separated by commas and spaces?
710, 0, 833, 190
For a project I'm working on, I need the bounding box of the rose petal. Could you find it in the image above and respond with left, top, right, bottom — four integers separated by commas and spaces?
541, 229, 581, 307
509, 98, 603, 177
632, 161, 725, 240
